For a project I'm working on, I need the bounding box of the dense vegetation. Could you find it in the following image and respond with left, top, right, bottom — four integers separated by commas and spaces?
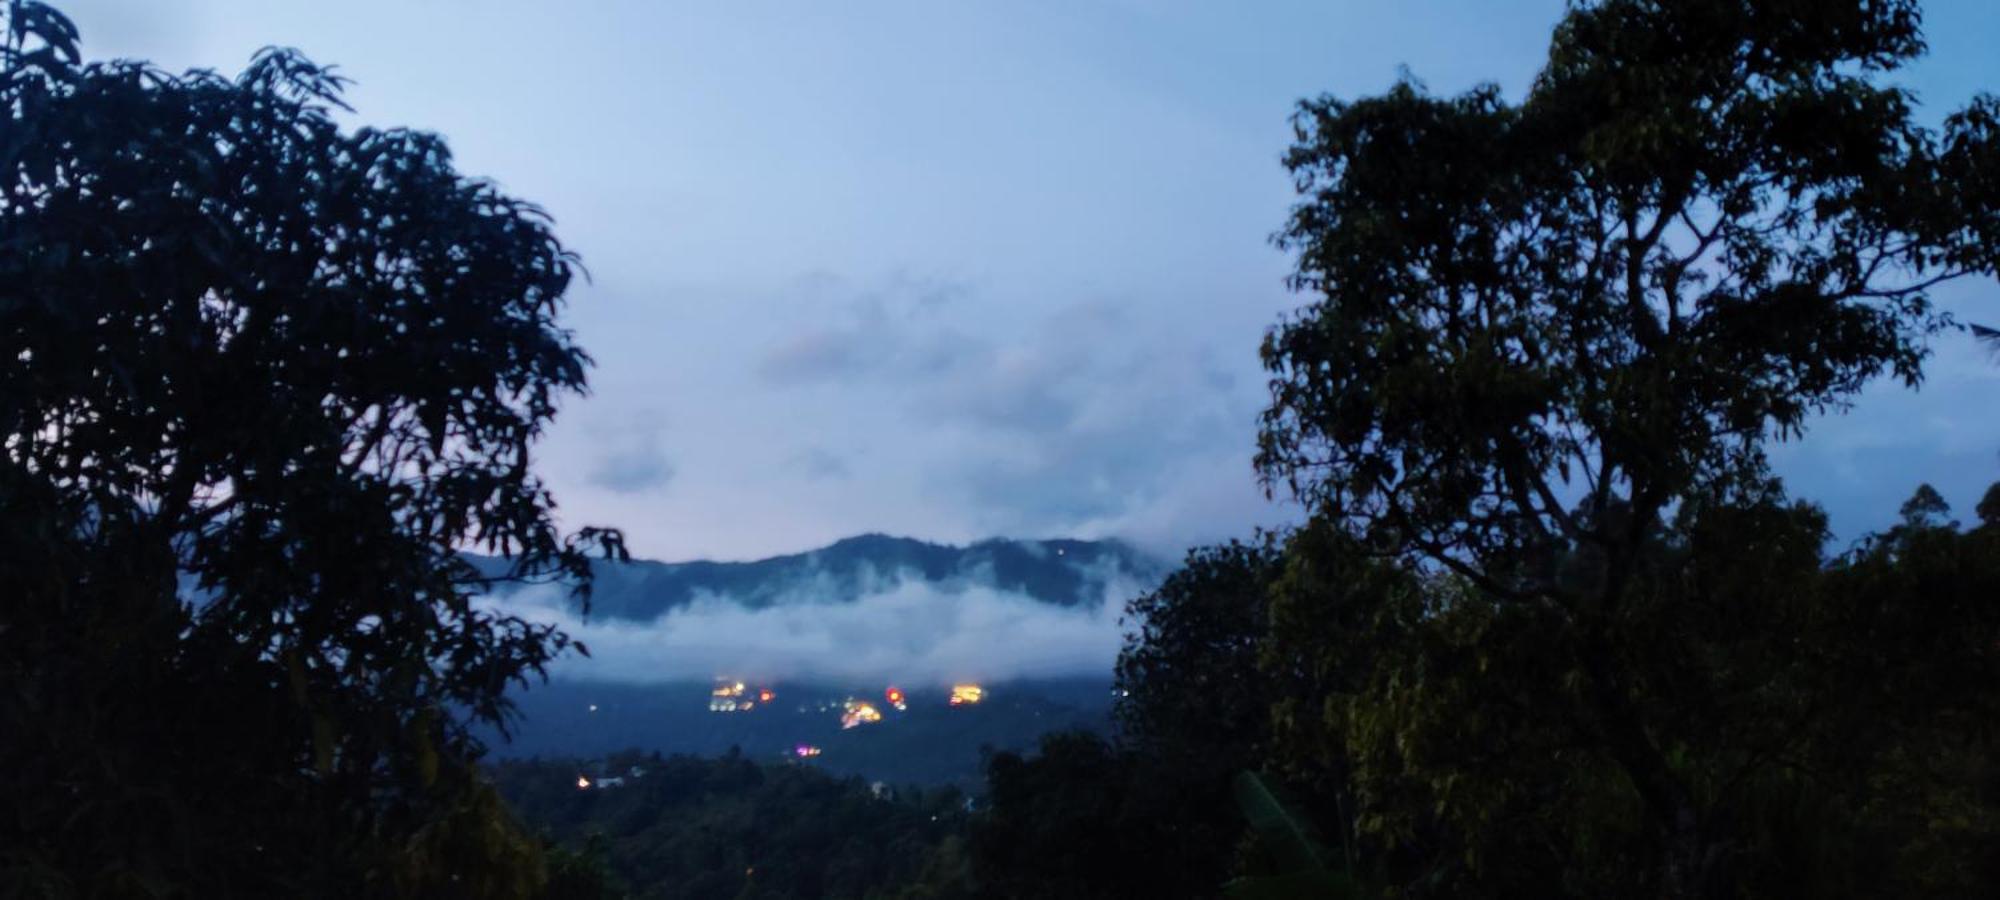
1, 1, 620, 895
494, 732, 1274, 900
984, 0, 2000, 896
492, 752, 973, 900
7, 0, 2000, 897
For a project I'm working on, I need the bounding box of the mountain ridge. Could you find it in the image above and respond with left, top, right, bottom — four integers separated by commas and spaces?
467, 533, 1165, 622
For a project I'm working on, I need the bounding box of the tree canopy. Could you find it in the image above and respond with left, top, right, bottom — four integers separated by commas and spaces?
887, 4, 2000, 896
1125, 0, 2000, 896
8, 0, 2000, 896
1, 2, 619, 894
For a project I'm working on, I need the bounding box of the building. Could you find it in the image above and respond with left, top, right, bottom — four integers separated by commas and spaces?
841, 699, 883, 729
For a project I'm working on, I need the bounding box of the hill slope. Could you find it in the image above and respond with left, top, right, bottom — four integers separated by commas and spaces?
468, 533, 1164, 621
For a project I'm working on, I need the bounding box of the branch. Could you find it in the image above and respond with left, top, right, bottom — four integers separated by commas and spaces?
1661, 207, 1727, 335
1620, 179, 1694, 348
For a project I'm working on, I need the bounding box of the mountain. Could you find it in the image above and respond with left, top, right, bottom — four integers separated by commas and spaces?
468, 535, 1160, 784
466, 533, 1165, 622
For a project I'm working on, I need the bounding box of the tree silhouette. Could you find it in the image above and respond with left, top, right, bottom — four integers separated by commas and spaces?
1, 2, 621, 894
1255, 0, 1999, 895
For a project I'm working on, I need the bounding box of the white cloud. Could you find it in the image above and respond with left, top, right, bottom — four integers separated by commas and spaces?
482, 566, 1152, 686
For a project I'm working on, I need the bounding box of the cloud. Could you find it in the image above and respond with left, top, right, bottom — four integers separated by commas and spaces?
757, 329, 882, 384
481, 565, 1151, 686
745, 275, 1280, 555
791, 446, 852, 481
585, 426, 676, 492
908, 305, 1273, 546
754, 274, 989, 387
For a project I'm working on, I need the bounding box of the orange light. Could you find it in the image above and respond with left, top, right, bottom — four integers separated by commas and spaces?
758, 689, 775, 703
841, 699, 884, 729
950, 684, 984, 706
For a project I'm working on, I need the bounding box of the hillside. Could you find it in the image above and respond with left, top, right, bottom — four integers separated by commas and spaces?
469, 534, 1153, 787
491, 751, 973, 899
484, 677, 1115, 790
467, 534, 1164, 621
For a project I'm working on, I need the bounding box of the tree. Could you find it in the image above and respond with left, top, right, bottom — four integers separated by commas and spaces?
971, 731, 1223, 900
1978, 481, 2000, 528
1257, 0, 1998, 895
0, 2, 621, 894
1116, 538, 1280, 777
1096, 540, 1289, 894
1795, 487, 2000, 895
491, 751, 970, 900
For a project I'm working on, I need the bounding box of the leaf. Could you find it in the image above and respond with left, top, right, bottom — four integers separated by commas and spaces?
1234, 771, 1329, 875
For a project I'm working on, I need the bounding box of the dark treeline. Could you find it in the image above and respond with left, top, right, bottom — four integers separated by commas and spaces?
975, 0, 2000, 895
491, 752, 973, 900
1, 1, 624, 895
1068, 489, 2000, 897
7, 0, 2000, 898
493, 734, 1267, 900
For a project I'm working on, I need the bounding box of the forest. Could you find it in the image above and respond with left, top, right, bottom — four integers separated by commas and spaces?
5, 0, 2000, 897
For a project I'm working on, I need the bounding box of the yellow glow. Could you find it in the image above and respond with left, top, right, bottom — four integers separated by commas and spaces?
840, 699, 884, 729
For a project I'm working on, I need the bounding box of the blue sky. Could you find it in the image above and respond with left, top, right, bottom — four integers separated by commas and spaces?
65, 1, 2000, 561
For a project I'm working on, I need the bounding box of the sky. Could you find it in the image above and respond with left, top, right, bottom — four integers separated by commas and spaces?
62, 1, 2000, 563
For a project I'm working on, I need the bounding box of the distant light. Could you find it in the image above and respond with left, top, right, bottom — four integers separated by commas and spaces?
711, 679, 753, 711
576, 776, 591, 790
949, 684, 985, 706
1056, 548, 1065, 556
588, 704, 598, 713
758, 689, 775, 703
841, 699, 884, 729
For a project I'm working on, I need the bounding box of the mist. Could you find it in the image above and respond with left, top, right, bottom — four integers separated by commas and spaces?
480, 567, 1153, 687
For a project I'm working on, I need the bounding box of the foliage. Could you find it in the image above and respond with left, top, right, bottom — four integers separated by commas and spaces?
1116, 538, 1280, 777
1246, 0, 2000, 895
1223, 772, 1359, 900
540, 832, 626, 900
904, 543, 1290, 899
0, 1, 619, 894
1113, 493, 2000, 898
492, 751, 971, 900
970, 731, 1243, 900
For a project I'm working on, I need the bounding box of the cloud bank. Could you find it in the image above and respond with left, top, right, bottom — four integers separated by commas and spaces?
481, 568, 1151, 687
